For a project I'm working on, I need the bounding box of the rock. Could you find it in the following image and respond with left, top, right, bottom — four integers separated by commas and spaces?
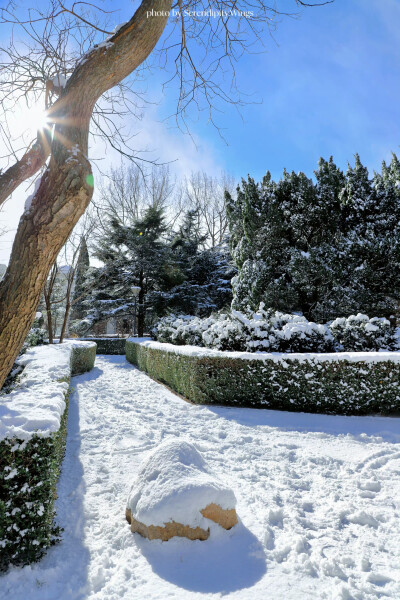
126, 439, 237, 541
200, 502, 238, 530
126, 507, 210, 541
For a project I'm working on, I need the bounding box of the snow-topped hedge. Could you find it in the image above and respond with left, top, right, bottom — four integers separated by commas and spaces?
78, 337, 127, 355
0, 342, 96, 571
126, 338, 400, 416
152, 307, 396, 353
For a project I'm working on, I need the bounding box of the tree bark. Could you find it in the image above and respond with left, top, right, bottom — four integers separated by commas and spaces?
0, 0, 172, 389
0, 130, 51, 209
138, 271, 145, 337
44, 294, 54, 344
59, 301, 70, 343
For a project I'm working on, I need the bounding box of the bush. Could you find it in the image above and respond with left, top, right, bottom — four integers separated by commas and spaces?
201, 314, 247, 351
153, 305, 334, 353
126, 339, 400, 416
22, 313, 47, 353
79, 337, 126, 355
69, 342, 97, 374
0, 405, 68, 571
153, 308, 397, 353
330, 314, 396, 351
152, 314, 216, 347
0, 342, 96, 571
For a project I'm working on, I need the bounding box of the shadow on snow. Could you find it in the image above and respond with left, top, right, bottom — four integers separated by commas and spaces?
135, 519, 266, 594
207, 405, 400, 443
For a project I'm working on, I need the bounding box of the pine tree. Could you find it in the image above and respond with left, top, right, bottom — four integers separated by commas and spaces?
226, 154, 400, 321
70, 236, 90, 321
150, 210, 235, 316
83, 206, 175, 336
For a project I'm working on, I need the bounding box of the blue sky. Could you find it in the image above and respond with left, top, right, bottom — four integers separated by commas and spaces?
0, 0, 399, 262
148, 0, 400, 182
92, 0, 400, 182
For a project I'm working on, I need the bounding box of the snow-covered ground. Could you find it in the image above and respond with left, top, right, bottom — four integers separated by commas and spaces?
1, 355, 400, 600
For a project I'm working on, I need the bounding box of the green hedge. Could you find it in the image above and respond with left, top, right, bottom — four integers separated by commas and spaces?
0, 343, 96, 571
0, 389, 69, 571
79, 338, 126, 355
70, 343, 97, 374
126, 340, 400, 415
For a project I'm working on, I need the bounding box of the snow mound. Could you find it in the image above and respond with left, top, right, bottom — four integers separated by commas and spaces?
126, 439, 237, 530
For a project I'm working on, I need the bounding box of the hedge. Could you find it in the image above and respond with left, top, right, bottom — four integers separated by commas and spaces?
126, 339, 400, 416
0, 342, 96, 571
79, 337, 126, 355
69, 342, 97, 373
0, 402, 69, 571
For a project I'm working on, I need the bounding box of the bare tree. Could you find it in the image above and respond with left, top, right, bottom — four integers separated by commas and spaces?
0, 0, 332, 388
42, 262, 60, 344
183, 171, 235, 248
58, 235, 86, 343
91, 163, 175, 232
39, 210, 95, 342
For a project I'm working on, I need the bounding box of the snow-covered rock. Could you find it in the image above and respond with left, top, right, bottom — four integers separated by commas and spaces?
126, 439, 237, 540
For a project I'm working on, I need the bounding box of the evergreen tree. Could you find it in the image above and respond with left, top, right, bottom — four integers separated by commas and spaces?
150, 210, 235, 316
227, 154, 400, 321
83, 206, 175, 336
70, 236, 90, 321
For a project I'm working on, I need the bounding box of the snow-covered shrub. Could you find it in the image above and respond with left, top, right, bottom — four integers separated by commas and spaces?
78, 337, 126, 355
0, 343, 96, 571
22, 313, 47, 352
228, 305, 334, 353
201, 313, 247, 351
152, 314, 217, 346
330, 314, 396, 351
0, 422, 67, 571
23, 327, 47, 349
153, 305, 334, 353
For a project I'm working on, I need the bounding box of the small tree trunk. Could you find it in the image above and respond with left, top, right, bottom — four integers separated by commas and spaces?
59, 302, 71, 343
45, 295, 54, 344
138, 272, 145, 337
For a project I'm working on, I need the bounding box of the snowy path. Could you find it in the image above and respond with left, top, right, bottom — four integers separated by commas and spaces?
2, 355, 400, 600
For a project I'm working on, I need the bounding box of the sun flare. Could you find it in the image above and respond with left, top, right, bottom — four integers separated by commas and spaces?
16, 102, 51, 140
26, 103, 50, 132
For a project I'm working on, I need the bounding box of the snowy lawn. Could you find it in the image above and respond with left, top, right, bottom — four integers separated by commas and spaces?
1, 355, 400, 600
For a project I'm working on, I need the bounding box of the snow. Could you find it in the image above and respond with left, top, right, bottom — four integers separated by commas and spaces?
51, 74, 68, 88
96, 40, 114, 50
127, 439, 236, 528
0, 345, 71, 443
111, 21, 128, 35
130, 337, 400, 364
0, 341, 94, 443
24, 177, 42, 213
1, 354, 399, 599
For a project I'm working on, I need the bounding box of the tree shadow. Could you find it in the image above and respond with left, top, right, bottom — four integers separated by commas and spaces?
0, 374, 91, 598
135, 520, 266, 594
35, 377, 90, 597
207, 405, 400, 443
96, 354, 135, 370
74, 365, 104, 381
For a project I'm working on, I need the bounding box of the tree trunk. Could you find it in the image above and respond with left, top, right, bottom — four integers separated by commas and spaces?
59, 302, 71, 343
0, 0, 172, 389
138, 272, 145, 337
44, 295, 54, 344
